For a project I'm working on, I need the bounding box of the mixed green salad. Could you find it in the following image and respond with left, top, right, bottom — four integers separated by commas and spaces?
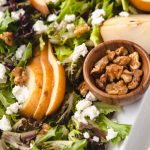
0, 0, 139, 150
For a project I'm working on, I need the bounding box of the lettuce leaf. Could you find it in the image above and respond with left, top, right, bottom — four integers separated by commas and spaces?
98, 114, 131, 144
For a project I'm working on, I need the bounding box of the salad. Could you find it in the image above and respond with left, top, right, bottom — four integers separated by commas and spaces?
0, 0, 144, 150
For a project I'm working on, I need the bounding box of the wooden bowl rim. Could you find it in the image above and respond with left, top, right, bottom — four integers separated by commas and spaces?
83, 40, 150, 101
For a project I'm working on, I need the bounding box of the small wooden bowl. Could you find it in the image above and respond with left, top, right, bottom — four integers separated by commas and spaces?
83, 40, 150, 105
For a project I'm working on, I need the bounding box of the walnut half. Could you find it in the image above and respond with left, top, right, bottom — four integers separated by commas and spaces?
78, 81, 89, 97
96, 74, 107, 90
113, 56, 131, 66
121, 69, 133, 83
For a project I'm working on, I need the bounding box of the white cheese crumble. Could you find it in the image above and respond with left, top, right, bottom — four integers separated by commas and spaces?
66, 23, 75, 32
85, 92, 97, 101
119, 11, 129, 17
11, 9, 25, 21
0, 0, 7, 6
91, 9, 105, 26
83, 132, 90, 139
0, 115, 12, 131
106, 128, 118, 141
76, 99, 92, 111
82, 105, 100, 120
33, 20, 48, 34
12, 85, 29, 104
93, 136, 99, 142
64, 14, 75, 23
47, 14, 57, 22
15, 45, 26, 60
74, 111, 87, 124
72, 43, 88, 62
6, 102, 22, 115
50, 0, 58, 3
0, 63, 7, 83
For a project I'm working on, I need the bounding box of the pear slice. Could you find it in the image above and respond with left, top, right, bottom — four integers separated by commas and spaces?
33, 46, 54, 120
46, 42, 66, 115
21, 51, 43, 117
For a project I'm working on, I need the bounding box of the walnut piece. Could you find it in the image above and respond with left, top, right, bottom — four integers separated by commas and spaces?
106, 80, 128, 95
129, 52, 141, 70
106, 64, 123, 82
128, 69, 143, 90
96, 74, 107, 90
12, 67, 28, 85
91, 56, 109, 74
0, 32, 14, 46
78, 81, 89, 96
74, 24, 90, 36
115, 47, 128, 56
121, 69, 133, 83
107, 50, 116, 61
113, 56, 130, 66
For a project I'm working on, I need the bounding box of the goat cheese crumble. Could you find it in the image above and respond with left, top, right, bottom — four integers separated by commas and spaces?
0, 115, 12, 131
91, 9, 105, 26
64, 14, 75, 22
47, 14, 57, 22
12, 85, 29, 104
85, 92, 97, 101
74, 111, 87, 124
11, 9, 25, 21
72, 43, 88, 62
93, 136, 99, 142
33, 20, 48, 34
76, 99, 92, 111
119, 11, 129, 17
6, 102, 22, 115
15, 45, 26, 60
106, 128, 118, 141
0, 63, 7, 83
83, 132, 90, 139
66, 23, 75, 32
0, 0, 7, 6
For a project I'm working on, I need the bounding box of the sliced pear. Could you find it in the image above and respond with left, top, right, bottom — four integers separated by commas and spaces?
46, 42, 66, 115
21, 51, 43, 117
101, 15, 150, 53
29, 0, 49, 15
34, 46, 54, 120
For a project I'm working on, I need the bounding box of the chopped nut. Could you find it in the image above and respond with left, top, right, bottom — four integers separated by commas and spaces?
0, 32, 14, 46
91, 56, 109, 74
96, 74, 107, 90
39, 123, 51, 134
12, 67, 28, 85
107, 50, 116, 61
121, 69, 133, 83
129, 52, 141, 70
115, 47, 128, 56
128, 69, 143, 90
106, 64, 123, 82
113, 56, 131, 66
106, 80, 128, 95
78, 81, 89, 97
74, 24, 90, 36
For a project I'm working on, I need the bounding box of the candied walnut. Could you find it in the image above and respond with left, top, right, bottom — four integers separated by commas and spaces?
39, 123, 51, 134
96, 74, 107, 90
74, 24, 90, 36
113, 56, 131, 66
78, 81, 89, 96
106, 80, 128, 95
128, 69, 143, 90
107, 50, 116, 61
121, 69, 133, 83
91, 56, 109, 74
115, 47, 128, 56
0, 32, 14, 46
129, 52, 141, 70
106, 64, 123, 82
12, 67, 28, 85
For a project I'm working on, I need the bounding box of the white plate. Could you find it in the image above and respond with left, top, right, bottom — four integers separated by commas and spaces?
108, 86, 150, 150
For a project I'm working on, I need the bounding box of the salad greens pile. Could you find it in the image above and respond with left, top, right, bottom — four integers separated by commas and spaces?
0, 0, 138, 150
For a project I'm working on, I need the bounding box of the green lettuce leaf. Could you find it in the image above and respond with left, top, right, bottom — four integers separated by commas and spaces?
68, 129, 81, 141
98, 114, 131, 144
94, 102, 121, 115
17, 42, 32, 67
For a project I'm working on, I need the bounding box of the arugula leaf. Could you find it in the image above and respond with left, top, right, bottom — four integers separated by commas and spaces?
94, 102, 121, 115
17, 42, 32, 67
98, 114, 131, 144
90, 25, 103, 47
0, 10, 14, 32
